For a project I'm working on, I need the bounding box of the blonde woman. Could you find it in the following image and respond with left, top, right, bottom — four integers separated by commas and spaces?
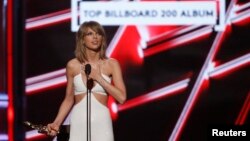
47, 21, 126, 141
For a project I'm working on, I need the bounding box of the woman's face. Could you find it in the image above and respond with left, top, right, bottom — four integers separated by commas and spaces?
83, 27, 102, 51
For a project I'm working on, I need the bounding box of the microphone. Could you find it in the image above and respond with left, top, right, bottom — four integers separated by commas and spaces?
85, 64, 91, 76
85, 64, 93, 90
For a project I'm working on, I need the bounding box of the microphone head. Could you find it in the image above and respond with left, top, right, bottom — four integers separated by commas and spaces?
85, 64, 91, 75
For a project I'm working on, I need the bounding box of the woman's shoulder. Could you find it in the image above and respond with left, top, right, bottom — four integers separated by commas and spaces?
105, 58, 120, 66
66, 58, 81, 69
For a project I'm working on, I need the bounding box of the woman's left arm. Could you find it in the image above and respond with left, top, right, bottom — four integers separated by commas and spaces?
96, 59, 126, 104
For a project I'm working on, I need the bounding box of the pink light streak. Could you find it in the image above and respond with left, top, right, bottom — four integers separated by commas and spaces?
143, 26, 213, 57
7, 0, 14, 140
26, 69, 65, 85
25, 130, 47, 141
119, 78, 190, 111
26, 9, 71, 30
209, 53, 250, 78
169, 29, 227, 141
235, 92, 250, 125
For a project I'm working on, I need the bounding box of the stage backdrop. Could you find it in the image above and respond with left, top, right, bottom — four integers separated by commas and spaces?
0, 0, 8, 140
24, 0, 249, 141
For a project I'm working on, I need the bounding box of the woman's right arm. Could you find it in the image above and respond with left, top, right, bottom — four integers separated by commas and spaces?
47, 61, 75, 136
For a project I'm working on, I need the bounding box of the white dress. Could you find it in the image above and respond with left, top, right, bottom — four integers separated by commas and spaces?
69, 71, 114, 141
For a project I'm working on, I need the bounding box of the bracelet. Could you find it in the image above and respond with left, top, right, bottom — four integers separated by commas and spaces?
51, 128, 60, 134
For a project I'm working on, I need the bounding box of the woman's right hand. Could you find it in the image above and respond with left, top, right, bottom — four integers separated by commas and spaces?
47, 123, 60, 137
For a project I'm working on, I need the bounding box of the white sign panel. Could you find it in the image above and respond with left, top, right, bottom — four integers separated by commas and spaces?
71, 0, 224, 31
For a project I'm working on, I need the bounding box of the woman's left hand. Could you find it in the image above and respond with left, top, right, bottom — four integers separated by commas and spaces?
88, 63, 102, 81
47, 123, 60, 137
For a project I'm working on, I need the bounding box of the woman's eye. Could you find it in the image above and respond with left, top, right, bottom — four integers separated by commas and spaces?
86, 32, 93, 36
85, 32, 101, 37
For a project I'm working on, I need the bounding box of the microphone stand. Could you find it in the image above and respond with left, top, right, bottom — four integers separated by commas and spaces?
86, 76, 93, 141
86, 75, 91, 141
85, 64, 92, 141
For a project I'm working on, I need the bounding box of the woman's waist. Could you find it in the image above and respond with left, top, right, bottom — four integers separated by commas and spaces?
74, 93, 108, 106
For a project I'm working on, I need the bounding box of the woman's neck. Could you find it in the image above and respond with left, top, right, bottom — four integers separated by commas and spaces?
85, 51, 100, 63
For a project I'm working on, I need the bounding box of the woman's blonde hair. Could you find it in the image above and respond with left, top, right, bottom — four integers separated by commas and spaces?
75, 21, 107, 63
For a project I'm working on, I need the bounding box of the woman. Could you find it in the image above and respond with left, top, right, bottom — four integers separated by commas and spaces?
47, 21, 126, 141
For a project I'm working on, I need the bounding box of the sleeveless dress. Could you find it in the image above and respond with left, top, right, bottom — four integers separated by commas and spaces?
69, 65, 114, 141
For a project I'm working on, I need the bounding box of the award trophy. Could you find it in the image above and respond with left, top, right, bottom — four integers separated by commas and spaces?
23, 121, 59, 134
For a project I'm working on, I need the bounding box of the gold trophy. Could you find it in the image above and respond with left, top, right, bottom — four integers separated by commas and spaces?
23, 121, 59, 134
